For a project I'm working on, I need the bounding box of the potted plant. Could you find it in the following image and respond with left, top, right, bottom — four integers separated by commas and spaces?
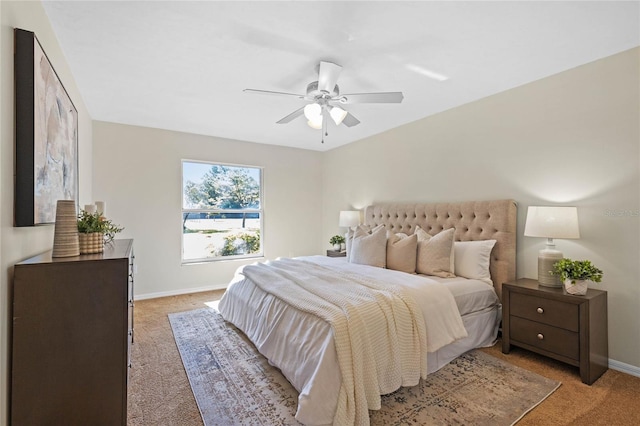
77, 210, 124, 254
329, 234, 346, 251
551, 258, 603, 295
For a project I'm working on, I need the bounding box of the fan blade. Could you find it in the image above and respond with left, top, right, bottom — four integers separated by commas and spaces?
318, 61, 342, 93
341, 112, 360, 127
339, 92, 404, 104
276, 106, 305, 124
244, 89, 306, 99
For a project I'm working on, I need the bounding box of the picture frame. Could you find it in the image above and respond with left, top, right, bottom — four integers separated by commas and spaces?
15, 28, 78, 227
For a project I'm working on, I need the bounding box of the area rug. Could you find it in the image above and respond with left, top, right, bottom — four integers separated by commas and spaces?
169, 307, 560, 426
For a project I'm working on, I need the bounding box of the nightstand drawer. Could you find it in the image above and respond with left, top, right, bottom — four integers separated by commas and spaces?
510, 316, 579, 360
511, 292, 579, 332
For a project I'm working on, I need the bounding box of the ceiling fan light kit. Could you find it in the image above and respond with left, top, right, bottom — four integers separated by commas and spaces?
244, 61, 404, 142
303, 103, 322, 121
329, 106, 348, 126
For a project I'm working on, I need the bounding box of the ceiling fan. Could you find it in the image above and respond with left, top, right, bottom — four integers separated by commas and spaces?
244, 61, 404, 142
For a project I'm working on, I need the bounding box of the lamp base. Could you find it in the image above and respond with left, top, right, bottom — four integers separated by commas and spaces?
538, 249, 562, 287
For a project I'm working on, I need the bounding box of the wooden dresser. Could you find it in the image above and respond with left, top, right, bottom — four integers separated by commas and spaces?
11, 239, 134, 425
502, 278, 608, 385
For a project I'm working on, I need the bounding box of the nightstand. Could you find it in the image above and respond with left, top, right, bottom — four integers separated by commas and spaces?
502, 278, 608, 385
326, 250, 346, 257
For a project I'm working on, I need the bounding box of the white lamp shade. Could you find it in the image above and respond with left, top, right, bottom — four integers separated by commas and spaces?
307, 115, 323, 129
304, 103, 322, 120
524, 206, 580, 239
339, 210, 360, 228
329, 106, 348, 125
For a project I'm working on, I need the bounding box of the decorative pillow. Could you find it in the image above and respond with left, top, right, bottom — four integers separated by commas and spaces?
386, 231, 418, 274
454, 240, 497, 285
346, 224, 383, 261
414, 226, 455, 278
350, 225, 387, 268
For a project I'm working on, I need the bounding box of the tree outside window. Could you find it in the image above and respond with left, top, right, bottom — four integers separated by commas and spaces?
182, 161, 263, 262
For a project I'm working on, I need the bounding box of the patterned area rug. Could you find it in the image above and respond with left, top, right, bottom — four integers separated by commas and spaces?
169, 307, 560, 426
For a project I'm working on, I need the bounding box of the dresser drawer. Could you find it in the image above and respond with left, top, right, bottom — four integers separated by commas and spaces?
510, 292, 579, 332
510, 316, 580, 360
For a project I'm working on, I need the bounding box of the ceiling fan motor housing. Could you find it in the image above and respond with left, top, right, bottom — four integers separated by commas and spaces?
306, 81, 339, 98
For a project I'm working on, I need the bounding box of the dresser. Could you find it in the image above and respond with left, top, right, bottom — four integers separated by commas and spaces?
11, 239, 134, 425
502, 278, 608, 385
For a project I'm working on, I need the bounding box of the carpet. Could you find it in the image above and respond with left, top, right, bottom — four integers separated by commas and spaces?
169, 307, 561, 426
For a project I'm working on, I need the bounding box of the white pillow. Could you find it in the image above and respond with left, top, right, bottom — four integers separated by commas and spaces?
350, 225, 387, 268
414, 226, 455, 278
346, 224, 383, 261
454, 240, 497, 285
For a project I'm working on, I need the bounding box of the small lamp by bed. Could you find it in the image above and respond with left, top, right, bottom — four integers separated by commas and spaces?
339, 210, 360, 229
524, 206, 580, 287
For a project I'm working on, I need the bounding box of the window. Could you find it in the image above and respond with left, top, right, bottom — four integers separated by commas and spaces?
182, 161, 263, 263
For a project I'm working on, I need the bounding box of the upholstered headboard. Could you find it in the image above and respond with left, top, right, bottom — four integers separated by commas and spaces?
364, 200, 517, 300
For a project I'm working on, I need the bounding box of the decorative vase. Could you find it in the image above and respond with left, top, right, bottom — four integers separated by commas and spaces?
564, 279, 589, 295
52, 200, 80, 258
79, 232, 105, 254
333, 243, 341, 251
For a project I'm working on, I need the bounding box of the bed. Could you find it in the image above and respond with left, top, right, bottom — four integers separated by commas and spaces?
218, 199, 517, 425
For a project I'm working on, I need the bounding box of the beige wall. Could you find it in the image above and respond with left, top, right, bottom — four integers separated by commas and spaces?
92, 121, 323, 297
0, 4, 637, 422
0, 1, 94, 423
322, 48, 640, 370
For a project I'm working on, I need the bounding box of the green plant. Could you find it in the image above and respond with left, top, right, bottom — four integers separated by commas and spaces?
77, 210, 124, 243
329, 235, 345, 245
221, 230, 260, 256
551, 258, 603, 284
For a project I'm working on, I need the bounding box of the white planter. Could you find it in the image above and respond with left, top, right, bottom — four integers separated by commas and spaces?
564, 279, 589, 295
333, 243, 341, 251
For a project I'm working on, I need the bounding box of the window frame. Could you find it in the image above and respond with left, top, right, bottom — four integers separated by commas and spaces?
181, 159, 264, 264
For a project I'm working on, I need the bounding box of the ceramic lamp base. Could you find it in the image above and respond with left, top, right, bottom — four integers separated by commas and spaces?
538, 249, 562, 287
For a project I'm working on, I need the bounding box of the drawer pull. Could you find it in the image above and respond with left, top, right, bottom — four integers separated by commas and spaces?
537, 307, 544, 314
537, 333, 544, 340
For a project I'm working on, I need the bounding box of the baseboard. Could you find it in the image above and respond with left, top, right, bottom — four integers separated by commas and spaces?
135, 283, 227, 301
609, 358, 640, 378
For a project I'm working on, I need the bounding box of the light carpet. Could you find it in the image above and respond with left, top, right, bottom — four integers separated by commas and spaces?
169, 307, 560, 425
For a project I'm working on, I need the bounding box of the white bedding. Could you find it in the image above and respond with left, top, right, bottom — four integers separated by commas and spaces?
331, 257, 501, 316
218, 256, 470, 425
428, 275, 500, 316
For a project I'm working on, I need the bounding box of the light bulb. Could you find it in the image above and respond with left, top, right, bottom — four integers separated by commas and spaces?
304, 103, 322, 120
307, 115, 323, 129
329, 106, 348, 125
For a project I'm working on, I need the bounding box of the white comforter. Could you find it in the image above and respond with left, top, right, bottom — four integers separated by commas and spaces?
218, 256, 468, 425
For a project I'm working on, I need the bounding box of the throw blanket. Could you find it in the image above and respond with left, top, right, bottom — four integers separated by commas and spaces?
240, 258, 429, 426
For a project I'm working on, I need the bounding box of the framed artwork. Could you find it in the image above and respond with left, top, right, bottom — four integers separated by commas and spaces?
15, 28, 78, 226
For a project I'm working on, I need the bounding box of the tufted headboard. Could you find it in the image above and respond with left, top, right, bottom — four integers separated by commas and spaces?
364, 199, 517, 300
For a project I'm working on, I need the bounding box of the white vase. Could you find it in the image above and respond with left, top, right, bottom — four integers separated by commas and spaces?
564, 279, 589, 295
333, 243, 341, 251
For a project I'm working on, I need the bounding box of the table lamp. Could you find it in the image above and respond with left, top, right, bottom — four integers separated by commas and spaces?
339, 210, 360, 229
524, 206, 580, 287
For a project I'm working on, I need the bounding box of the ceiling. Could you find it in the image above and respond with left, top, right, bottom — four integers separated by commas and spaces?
42, 1, 639, 152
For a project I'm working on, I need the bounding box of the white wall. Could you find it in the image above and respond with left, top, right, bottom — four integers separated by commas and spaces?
92, 121, 323, 298
0, 1, 94, 423
322, 48, 640, 370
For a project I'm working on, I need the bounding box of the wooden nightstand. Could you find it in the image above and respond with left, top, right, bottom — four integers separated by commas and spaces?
326, 250, 346, 257
502, 278, 608, 385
